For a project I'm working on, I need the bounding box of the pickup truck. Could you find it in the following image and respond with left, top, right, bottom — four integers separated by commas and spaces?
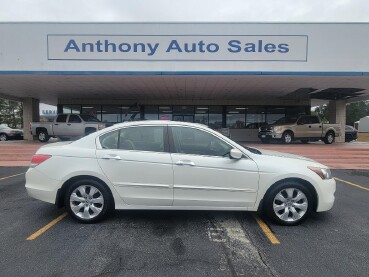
30, 114, 106, 142
258, 115, 342, 144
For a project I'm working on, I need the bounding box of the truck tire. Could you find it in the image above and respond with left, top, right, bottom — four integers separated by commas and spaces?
324, 132, 335, 144
37, 130, 50, 143
282, 131, 293, 144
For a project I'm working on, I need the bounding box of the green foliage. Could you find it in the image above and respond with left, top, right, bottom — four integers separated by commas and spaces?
0, 98, 23, 128
312, 104, 329, 123
346, 101, 369, 126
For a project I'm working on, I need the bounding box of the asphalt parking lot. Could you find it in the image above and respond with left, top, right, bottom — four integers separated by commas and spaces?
0, 167, 368, 277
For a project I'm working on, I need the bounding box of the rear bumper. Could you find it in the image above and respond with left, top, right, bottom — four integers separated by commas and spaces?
25, 168, 60, 204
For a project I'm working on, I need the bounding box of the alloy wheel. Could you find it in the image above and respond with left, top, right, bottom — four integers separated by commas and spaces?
0, 134, 7, 141
283, 133, 292, 144
69, 185, 104, 220
273, 188, 308, 222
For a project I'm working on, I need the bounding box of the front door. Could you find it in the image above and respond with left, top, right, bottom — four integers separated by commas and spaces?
53, 114, 69, 136
169, 126, 259, 208
96, 125, 174, 206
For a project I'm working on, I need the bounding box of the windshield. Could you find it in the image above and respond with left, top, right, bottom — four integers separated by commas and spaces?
80, 115, 100, 122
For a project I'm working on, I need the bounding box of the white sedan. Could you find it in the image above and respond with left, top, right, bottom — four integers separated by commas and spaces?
25, 121, 335, 225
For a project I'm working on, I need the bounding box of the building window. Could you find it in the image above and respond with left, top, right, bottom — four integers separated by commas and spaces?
245, 106, 267, 129
82, 105, 102, 121
159, 106, 173, 120
144, 106, 159, 120
266, 107, 286, 124
121, 105, 141, 122
101, 106, 121, 124
208, 106, 223, 129
62, 105, 81, 114
195, 106, 209, 125
226, 106, 246, 128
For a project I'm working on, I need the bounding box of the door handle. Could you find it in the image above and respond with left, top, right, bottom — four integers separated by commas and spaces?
309, 125, 311, 128
176, 160, 195, 166
67, 123, 71, 126
102, 154, 121, 160
54, 123, 59, 126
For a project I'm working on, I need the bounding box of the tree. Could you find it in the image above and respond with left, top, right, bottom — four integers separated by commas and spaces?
346, 101, 369, 126
312, 104, 329, 123
0, 98, 23, 128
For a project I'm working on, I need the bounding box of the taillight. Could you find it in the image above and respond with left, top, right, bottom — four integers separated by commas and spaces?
30, 154, 52, 168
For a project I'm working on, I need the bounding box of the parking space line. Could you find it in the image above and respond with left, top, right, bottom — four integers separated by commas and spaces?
0, 172, 25, 181
334, 177, 369, 192
253, 215, 280, 245
26, 212, 67, 241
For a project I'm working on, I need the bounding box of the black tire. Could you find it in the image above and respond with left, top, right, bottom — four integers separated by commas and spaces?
260, 139, 270, 144
0, 133, 8, 141
301, 140, 309, 144
281, 131, 293, 144
263, 181, 313, 226
37, 130, 50, 142
65, 178, 113, 224
324, 131, 335, 144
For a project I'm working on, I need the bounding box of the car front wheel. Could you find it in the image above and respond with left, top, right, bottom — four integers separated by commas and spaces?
65, 179, 113, 223
264, 181, 313, 226
38, 130, 50, 142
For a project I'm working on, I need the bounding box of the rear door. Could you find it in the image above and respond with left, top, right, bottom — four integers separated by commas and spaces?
169, 126, 259, 208
96, 125, 174, 206
308, 116, 322, 138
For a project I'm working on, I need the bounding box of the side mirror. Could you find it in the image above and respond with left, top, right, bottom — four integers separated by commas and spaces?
297, 121, 304, 125
230, 148, 243, 160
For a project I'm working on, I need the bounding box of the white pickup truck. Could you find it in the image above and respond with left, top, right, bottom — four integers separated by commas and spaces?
30, 114, 106, 142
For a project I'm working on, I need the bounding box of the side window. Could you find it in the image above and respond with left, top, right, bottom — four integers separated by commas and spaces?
171, 127, 232, 157
68, 114, 82, 123
56, 115, 68, 123
99, 130, 119, 149
297, 116, 308, 125
119, 126, 165, 152
310, 117, 320, 124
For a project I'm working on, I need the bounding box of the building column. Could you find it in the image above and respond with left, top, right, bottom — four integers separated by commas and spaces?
22, 98, 39, 140
328, 100, 346, 143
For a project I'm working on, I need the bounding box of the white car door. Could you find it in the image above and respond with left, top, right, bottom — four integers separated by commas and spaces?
96, 125, 173, 206
169, 126, 259, 208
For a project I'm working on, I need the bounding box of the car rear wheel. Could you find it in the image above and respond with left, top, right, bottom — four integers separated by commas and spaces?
264, 181, 313, 226
65, 179, 112, 223
0, 133, 8, 141
37, 130, 50, 142
324, 132, 335, 144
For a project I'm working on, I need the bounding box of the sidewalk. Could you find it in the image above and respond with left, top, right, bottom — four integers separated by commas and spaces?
1, 140, 369, 169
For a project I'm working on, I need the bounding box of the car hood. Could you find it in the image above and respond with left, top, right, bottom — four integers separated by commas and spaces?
255, 148, 315, 162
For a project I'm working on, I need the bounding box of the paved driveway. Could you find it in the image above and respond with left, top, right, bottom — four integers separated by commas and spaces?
0, 167, 368, 276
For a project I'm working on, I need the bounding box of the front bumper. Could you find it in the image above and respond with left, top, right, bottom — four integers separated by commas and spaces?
258, 131, 282, 140
316, 178, 336, 212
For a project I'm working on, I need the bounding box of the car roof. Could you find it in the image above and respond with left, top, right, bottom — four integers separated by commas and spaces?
110, 120, 210, 129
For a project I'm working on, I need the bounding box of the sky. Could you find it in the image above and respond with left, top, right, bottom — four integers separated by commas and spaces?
0, 0, 368, 22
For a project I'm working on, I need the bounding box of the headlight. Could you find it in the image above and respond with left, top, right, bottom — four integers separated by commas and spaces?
308, 166, 332, 180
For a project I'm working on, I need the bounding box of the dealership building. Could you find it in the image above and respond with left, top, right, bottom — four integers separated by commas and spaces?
1, 22, 369, 141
